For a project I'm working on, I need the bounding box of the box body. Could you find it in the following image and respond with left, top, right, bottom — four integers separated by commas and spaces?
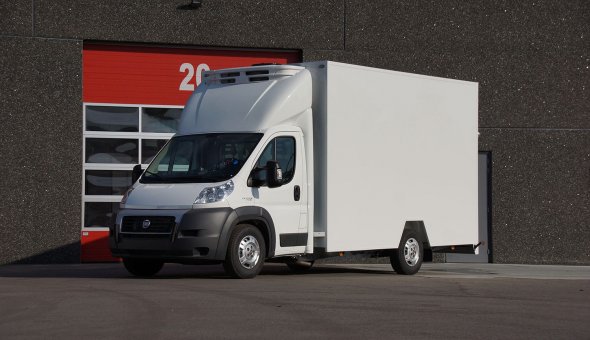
306, 62, 479, 252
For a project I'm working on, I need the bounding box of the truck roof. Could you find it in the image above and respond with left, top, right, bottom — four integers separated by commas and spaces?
177, 64, 312, 135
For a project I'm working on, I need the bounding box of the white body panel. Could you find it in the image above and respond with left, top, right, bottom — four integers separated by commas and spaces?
305, 61, 478, 251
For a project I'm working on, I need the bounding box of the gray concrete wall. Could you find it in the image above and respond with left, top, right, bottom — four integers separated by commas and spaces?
0, 0, 588, 264
0, 36, 82, 263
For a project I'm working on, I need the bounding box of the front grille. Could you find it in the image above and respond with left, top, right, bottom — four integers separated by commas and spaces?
121, 216, 175, 233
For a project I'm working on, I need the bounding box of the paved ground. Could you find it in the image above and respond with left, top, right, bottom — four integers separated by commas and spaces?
0, 263, 588, 339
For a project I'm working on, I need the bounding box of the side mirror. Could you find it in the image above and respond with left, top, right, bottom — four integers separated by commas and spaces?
247, 167, 265, 187
131, 164, 143, 183
266, 160, 283, 188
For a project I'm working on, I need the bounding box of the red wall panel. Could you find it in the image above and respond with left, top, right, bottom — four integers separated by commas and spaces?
81, 230, 120, 263
83, 44, 300, 105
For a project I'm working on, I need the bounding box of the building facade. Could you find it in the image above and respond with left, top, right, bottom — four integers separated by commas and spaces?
0, 0, 588, 265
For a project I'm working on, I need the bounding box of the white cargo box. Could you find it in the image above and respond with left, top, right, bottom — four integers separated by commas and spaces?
304, 62, 479, 252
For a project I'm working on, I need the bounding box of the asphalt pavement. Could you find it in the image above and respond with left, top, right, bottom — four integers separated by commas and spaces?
0, 262, 588, 339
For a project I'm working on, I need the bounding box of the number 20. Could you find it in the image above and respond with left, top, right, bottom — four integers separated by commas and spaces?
179, 63, 210, 91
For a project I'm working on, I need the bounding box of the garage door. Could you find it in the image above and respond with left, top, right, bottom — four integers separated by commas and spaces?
81, 43, 300, 262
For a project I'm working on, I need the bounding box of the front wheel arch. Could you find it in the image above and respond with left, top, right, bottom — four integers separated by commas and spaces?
215, 206, 276, 260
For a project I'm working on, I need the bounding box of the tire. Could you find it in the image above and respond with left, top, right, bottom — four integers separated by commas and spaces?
223, 224, 266, 279
123, 258, 164, 277
390, 231, 423, 275
286, 259, 315, 273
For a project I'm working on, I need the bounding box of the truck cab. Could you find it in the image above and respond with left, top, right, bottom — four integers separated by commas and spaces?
111, 65, 315, 278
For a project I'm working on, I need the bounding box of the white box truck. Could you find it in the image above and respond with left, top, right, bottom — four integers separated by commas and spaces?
110, 61, 479, 279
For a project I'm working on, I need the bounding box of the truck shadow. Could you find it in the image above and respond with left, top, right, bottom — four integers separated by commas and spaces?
260, 264, 393, 276
0, 263, 393, 279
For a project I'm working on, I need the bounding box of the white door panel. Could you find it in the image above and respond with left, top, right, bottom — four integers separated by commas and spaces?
253, 133, 306, 255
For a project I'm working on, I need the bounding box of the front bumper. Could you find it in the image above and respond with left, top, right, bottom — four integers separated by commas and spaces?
110, 207, 236, 262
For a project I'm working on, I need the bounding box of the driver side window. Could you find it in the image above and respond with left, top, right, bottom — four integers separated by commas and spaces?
257, 136, 296, 185
257, 140, 275, 168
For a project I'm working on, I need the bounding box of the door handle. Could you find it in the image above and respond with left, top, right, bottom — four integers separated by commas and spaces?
294, 185, 300, 201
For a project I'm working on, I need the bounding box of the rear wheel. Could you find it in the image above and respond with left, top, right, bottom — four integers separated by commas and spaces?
286, 259, 315, 273
123, 258, 164, 277
390, 231, 423, 275
223, 224, 266, 279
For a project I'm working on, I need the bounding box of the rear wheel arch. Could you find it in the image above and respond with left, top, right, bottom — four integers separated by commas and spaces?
402, 221, 430, 250
390, 221, 430, 275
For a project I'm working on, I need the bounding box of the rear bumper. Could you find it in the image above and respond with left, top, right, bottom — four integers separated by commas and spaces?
110, 207, 236, 262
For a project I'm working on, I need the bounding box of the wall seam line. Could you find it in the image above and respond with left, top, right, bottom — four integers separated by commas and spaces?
0, 34, 81, 42
343, 0, 346, 50
31, 0, 35, 36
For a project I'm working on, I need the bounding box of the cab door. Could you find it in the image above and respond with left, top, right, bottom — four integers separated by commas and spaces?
253, 133, 306, 255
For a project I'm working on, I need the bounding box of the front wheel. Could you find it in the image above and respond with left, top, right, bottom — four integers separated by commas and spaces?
223, 224, 266, 279
390, 231, 423, 275
123, 258, 164, 277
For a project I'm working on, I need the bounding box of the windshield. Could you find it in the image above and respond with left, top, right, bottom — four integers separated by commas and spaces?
141, 133, 263, 183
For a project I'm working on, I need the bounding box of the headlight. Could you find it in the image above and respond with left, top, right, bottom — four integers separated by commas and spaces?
194, 180, 234, 204
120, 187, 134, 207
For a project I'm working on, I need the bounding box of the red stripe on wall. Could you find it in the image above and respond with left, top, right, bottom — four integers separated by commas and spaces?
83, 44, 300, 105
